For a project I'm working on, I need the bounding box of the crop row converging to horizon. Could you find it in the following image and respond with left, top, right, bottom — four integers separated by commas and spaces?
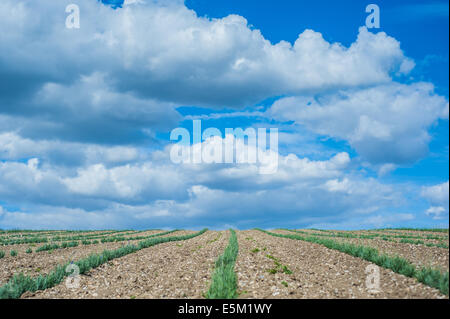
0, 228, 448, 299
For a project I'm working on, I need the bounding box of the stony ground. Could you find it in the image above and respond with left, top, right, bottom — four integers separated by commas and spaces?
283, 229, 449, 272
235, 230, 446, 299
24, 231, 228, 299
0, 229, 447, 299
0, 230, 182, 286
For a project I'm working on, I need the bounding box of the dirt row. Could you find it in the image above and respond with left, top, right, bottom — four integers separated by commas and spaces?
297, 229, 449, 243
366, 229, 449, 238
283, 230, 449, 272
0, 230, 169, 255
234, 230, 446, 299
0, 230, 149, 251
24, 231, 228, 299
4, 229, 447, 299
0, 230, 189, 286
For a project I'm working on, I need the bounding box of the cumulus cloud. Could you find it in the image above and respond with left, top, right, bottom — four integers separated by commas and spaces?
0, 135, 400, 229
425, 206, 446, 220
0, 0, 446, 230
0, 0, 413, 110
421, 181, 449, 219
421, 181, 449, 204
267, 82, 449, 165
0, 132, 142, 167
0, 73, 181, 144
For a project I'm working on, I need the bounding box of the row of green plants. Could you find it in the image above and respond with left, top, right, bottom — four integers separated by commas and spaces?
0, 230, 74, 235
35, 241, 80, 253
315, 228, 448, 241
398, 238, 448, 249
48, 230, 141, 243
0, 250, 18, 258
367, 230, 448, 241
1, 231, 66, 239
311, 227, 448, 234
30, 230, 179, 253
291, 229, 448, 247
0, 229, 208, 299
206, 229, 239, 299
98, 230, 178, 243
0, 229, 153, 246
0, 230, 110, 240
0, 229, 131, 244
375, 228, 449, 233
0, 229, 111, 234
258, 229, 449, 295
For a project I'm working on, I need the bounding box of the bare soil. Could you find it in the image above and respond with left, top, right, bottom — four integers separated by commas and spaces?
23, 231, 227, 299
235, 230, 446, 299
0, 230, 185, 286
279, 229, 449, 272
0, 229, 447, 299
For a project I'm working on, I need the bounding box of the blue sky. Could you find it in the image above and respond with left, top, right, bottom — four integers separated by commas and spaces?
0, 0, 448, 230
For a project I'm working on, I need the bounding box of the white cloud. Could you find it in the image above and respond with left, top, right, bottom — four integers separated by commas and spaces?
4, 72, 181, 144
324, 178, 352, 193
267, 82, 448, 165
421, 181, 449, 204
0, 132, 141, 167
0, 0, 413, 109
377, 163, 397, 176
63, 162, 186, 201
0, 135, 401, 229
426, 206, 446, 220
421, 181, 449, 220
0, 0, 446, 230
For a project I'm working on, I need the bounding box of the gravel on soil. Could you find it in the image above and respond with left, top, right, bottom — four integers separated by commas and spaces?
278, 229, 449, 272
0, 230, 188, 286
234, 230, 446, 299
23, 230, 228, 299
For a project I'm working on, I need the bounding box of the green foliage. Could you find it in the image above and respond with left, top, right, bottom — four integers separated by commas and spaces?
416, 268, 449, 295
207, 233, 222, 244
381, 228, 448, 233
265, 254, 276, 260
282, 265, 293, 275
0, 251, 4, 259
0, 230, 140, 246
264, 253, 292, 275
206, 230, 239, 299
60, 241, 79, 249
285, 229, 448, 249
35, 244, 59, 253
26, 248, 32, 254
0, 229, 207, 299
10, 250, 17, 257
258, 229, 449, 296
